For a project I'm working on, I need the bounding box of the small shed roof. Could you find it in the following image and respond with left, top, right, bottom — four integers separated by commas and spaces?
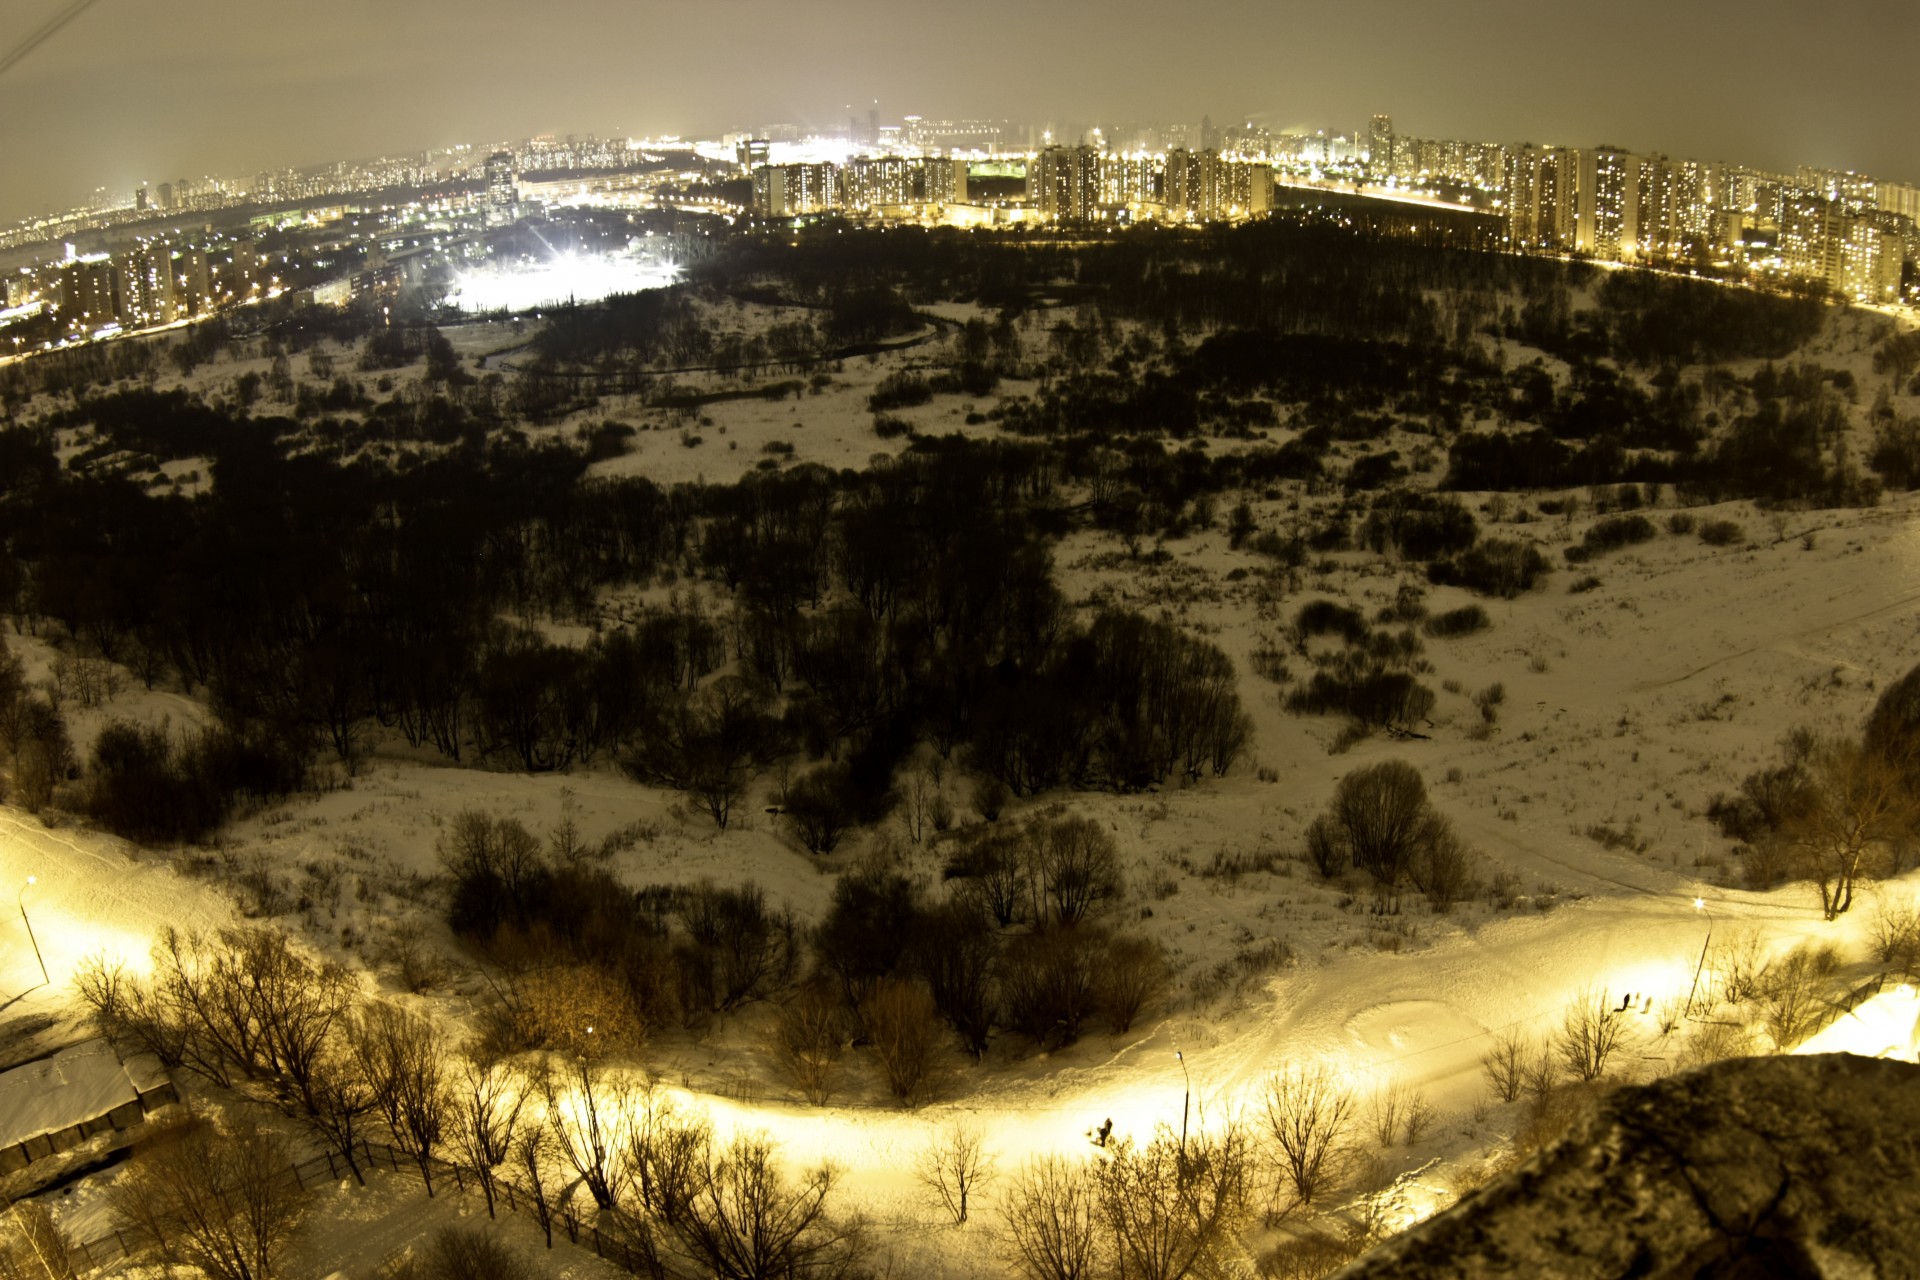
0, 1040, 143, 1150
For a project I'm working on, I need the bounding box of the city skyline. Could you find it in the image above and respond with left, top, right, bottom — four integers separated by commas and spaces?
2, 0, 1916, 227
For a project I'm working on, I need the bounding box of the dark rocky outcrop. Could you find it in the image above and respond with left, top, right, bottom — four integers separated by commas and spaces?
1338, 1054, 1920, 1279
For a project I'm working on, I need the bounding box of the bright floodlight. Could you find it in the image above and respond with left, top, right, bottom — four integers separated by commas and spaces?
1694, 897, 1705, 910
450, 249, 678, 314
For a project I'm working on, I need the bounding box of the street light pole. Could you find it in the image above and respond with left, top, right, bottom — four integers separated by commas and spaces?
1175, 1047, 1191, 1175
17, 876, 47, 988
1684, 896, 1713, 1020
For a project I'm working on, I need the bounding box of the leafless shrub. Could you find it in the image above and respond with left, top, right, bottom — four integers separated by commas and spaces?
538, 1057, 634, 1210
1556, 989, 1628, 1082
485, 961, 645, 1058
1026, 811, 1123, 927
621, 1083, 711, 1228
1096, 1122, 1255, 1280
1303, 814, 1349, 878
109, 1115, 308, 1280
1759, 944, 1837, 1051
1401, 1091, 1437, 1144
1096, 933, 1170, 1034
450, 1049, 525, 1219
998, 925, 1102, 1050
377, 919, 446, 994
1870, 900, 1920, 974
666, 1134, 866, 1280
346, 1000, 449, 1193
770, 979, 846, 1105
1367, 1078, 1437, 1147
862, 978, 945, 1106
1368, 1081, 1404, 1147
1256, 1231, 1366, 1279
0, 1201, 75, 1280
1520, 1039, 1559, 1100
1679, 1019, 1754, 1069
915, 1118, 994, 1225
1712, 930, 1773, 1006
511, 1128, 558, 1249
999, 1155, 1101, 1280
383, 1226, 537, 1280
1258, 1063, 1355, 1209
1407, 815, 1480, 913
1480, 1030, 1527, 1104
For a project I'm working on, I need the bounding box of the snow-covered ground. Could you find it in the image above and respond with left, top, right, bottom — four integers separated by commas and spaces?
3, 300, 1918, 1276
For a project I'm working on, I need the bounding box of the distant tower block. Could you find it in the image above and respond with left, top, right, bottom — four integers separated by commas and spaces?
485, 151, 519, 227
1369, 114, 1395, 179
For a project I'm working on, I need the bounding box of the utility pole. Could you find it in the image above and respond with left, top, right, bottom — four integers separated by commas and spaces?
17, 875, 47, 988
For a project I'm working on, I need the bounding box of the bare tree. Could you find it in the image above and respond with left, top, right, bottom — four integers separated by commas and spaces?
1521, 1039, 1560, 1100
348, 1001, 449, 1193
305, 1039, 377, 1184
539, 1057, 633, 1210
861, 979, 945, 1105
1095, 1122, 1253, 1280
0, 1200, 75, 1280
450, 1049, 526, 1219
666, 1134, 865, 1280
512, 1128, 558, 1250
1095, 933, 1169, 1034
999, 1155, 1101, 1280
960, 826, 1029, 927
769, 979, 845, 1106
621, 1082, 711, 1227
1028, 813, 1123, 927
1760, 946, 1834, 1051
1368, 1079, 1435, 1147
1782, 739, 1920, 919
110, 1115, 308, 1280
1259, 1064, 1355, 1209
1480, 1030, 1527, 1104
1408, 814, 1479, 913
914, 1118, 994, 1225
1556, 989, 1628, 1082
1327, 760, 1432, 889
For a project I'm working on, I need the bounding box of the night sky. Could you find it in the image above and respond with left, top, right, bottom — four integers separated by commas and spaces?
2, 0, 1915, 223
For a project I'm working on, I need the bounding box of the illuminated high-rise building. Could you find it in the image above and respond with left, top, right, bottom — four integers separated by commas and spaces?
1780, 194, 1846, 290
751, 163, 839, 217
1505, 146, 1571, 251
1369, 115, 1394, 180
1030, 146, 1101, 222
53, 255, 119, 332
844, 157, 913, 209
1797, 167, 1876, 210
484, 151, 518, 227
175, 248, 213, 315
1573, 146, 1637, 260
1840, 215, 1903, 302
118, 246, 177, 327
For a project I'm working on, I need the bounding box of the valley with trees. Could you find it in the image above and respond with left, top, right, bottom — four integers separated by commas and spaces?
3, 213, 1920, 1278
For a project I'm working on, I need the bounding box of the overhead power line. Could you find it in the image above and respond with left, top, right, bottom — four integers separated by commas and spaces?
0, 0, 106, 80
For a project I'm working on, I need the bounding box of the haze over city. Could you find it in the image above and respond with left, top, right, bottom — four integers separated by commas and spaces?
2, 0, 1917, 223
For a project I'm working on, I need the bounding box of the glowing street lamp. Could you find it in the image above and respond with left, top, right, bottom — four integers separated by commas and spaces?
18, 875, 47, 988
1684, 897, 1714, 1020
